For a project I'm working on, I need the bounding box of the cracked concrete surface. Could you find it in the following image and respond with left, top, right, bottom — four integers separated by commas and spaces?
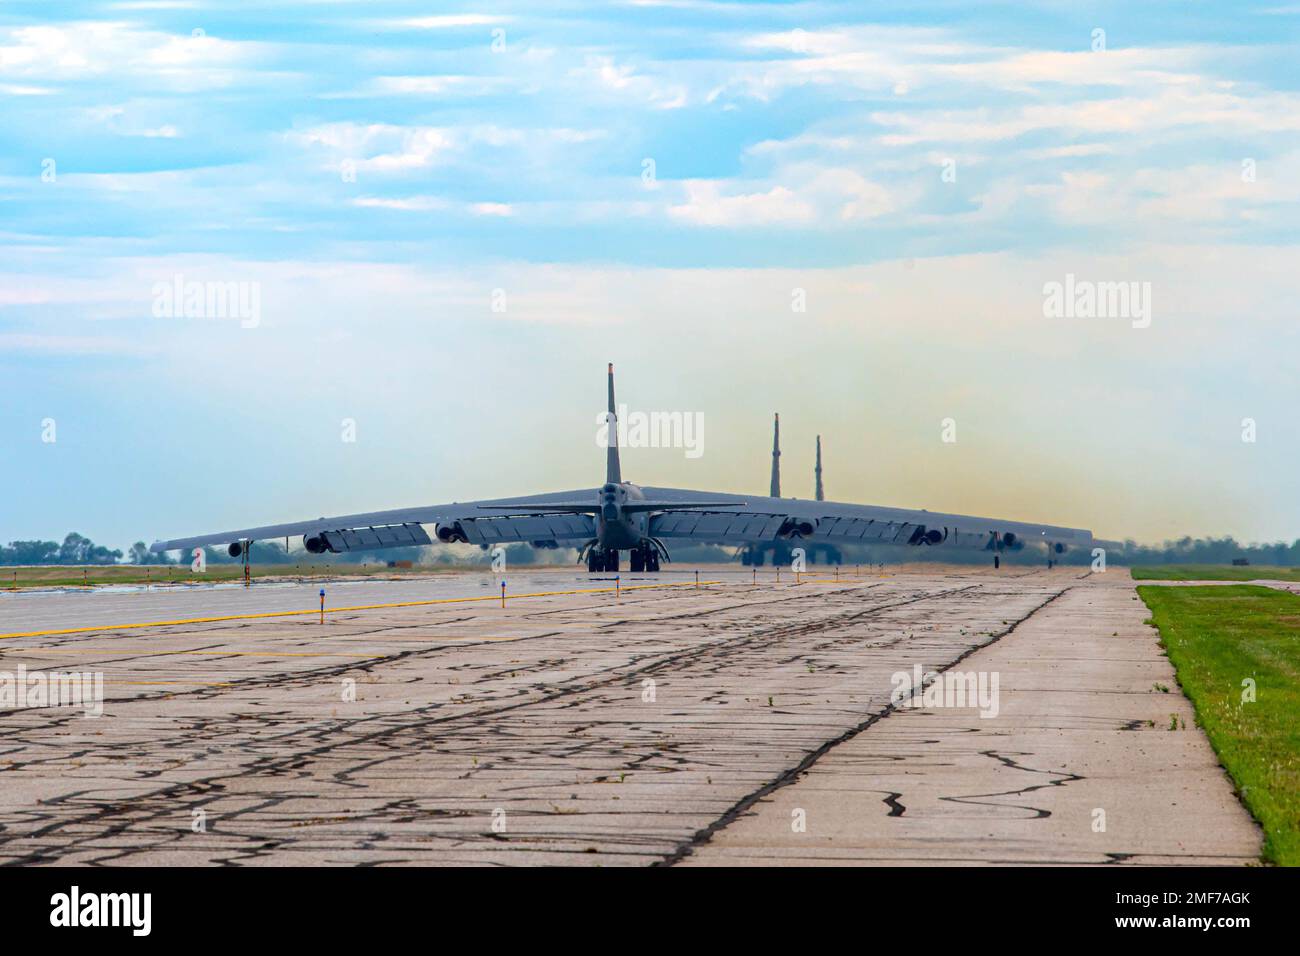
0, 567, 1261, 866
682, 575, 1263, 866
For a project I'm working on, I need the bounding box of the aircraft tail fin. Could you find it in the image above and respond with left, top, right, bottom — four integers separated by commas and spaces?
769, 413, 781, 498
815, 435, 824, 501
606, 363, 622, 484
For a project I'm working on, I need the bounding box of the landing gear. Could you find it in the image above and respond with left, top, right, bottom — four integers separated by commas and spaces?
587, 548, 616, 572
993, 555, 1000, 570
629, 544, 660, 573
586, 541, 661, 574
587, 548, 620, 573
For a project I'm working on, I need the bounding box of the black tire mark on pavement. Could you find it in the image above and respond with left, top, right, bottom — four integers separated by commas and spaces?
658, 585, 1073, 866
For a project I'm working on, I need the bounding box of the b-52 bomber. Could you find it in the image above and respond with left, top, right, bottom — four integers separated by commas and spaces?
152, 365, 1091, 572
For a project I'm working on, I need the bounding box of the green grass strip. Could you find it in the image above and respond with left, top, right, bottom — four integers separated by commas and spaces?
1138, 584, 1300, 865
1132, 565, 1300, 582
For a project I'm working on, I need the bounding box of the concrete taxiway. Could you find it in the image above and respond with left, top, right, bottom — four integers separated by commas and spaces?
0, 566, 1261, 865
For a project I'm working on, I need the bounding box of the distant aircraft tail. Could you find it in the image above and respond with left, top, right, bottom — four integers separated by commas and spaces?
606, 363, 622, 485
769, 413, 781, 498
815, 435, 824, 501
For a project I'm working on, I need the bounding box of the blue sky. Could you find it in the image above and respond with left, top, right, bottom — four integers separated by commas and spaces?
2, 1, 1299, 550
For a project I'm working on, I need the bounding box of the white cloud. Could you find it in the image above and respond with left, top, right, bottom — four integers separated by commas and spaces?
0, 21, 260, 89
0, 83, 53, 95
290, 123, 455, 173
366, 75, 493, 96
350, 197, 514, 218
670, 182, 814, 226
388, 15, 509, 29
351, 196, 449, 212
0, 333, 159, 356
571, 55, 688, 109
669, 167, 894, 227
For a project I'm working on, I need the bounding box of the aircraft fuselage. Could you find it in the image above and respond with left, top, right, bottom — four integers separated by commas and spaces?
596, 481, 648, 550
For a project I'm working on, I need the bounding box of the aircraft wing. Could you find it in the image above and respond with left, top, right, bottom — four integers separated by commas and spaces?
149, 489, 601, 554
641, 486, 1091, 551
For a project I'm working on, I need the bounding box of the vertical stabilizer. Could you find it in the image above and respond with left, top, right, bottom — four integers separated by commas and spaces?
815, 435, 824, 501
769, 413, 781, 498
606, 363, 622, 484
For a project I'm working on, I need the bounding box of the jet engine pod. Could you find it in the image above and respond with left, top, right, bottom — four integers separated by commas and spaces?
924, 529, 944, 545
304, 534, 329, 554
1053, 542, 1065, 554
1001, 532, 1017, 548
436, 522, 469, 544
779, 517, 816, 538
227, 541, 244, 558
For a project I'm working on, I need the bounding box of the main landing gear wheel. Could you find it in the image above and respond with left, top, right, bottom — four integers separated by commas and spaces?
629, 544, 660, 573
586, 549, 621, 573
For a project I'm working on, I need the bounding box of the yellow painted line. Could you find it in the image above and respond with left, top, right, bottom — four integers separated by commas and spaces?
0, 580, 722, 641
11, 648, 385, 658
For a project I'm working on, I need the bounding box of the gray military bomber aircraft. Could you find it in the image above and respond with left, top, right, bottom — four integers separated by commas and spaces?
151, 365, 1092, 572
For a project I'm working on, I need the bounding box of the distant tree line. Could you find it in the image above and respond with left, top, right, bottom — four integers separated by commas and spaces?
0, 533, 123, 566
3, 532, 1299, 569
834, 536, 1300, 568
1105, 537, 1300, 567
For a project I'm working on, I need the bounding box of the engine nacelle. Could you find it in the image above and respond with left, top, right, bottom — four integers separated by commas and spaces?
1053, 541, 1065, 554
909, 526, 946, 546
906, 525, 943, 545
436, 522, 469, 544
1001, 532, 1017, 548
227, 541, 244, 558
778, 517, 816, 538
304, 534, 329, 554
